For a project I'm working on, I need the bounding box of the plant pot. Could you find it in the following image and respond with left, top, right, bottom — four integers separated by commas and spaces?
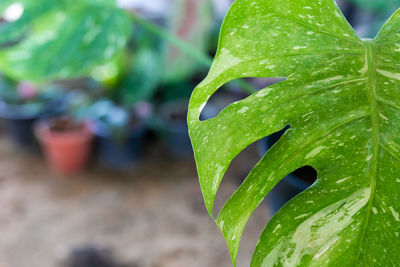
2, 116, 38, 149
157, 100, 219, 159
258, 130, 317, 214
158, 101, 192, 159
35, 118, 94, 175
90, 120, 146, 170
0, 97, 64, 150
164, 119, 192, 159
0, 101, 42, 150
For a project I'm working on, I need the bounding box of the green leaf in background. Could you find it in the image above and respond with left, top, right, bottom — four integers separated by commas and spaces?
188, 0, 400, 266
162, 0, 213, 83
115, 26, 162, 107
119, 46, 161, 107
348, 0, 400, 14
0, 0, 131, 83
0, 0, 60, 46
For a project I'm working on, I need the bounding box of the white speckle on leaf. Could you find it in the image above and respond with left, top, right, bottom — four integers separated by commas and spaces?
358, 54, 368, 75
313, 237, 339, 259
199, 102, 207, 114
320, 76, 344, 83
293, 46, 307, 50
265, 65, 276, 70
377, 69, 400, 80
238, 107, 249, 114
389, 207, 400, 221
294, 213, 311, 220
273, 224, 281, 233
372, 207, 378, 214
305, 146, 326, 159
379, 113, 389, 121
302, 111, 314, 118
256, 88, 273, 97
212, 165, 224, 192
336, 176, 351, 184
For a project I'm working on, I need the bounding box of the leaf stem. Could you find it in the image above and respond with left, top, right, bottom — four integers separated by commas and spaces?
128, 12, 257, 95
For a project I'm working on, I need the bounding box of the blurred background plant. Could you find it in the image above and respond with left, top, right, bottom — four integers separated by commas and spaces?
339, 0, 400, 37
0, 0, 219, 171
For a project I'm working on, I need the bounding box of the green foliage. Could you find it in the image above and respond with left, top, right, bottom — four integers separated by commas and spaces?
119, 47, 161, 106
0, 0, 58, 46
188, 0, 400, 266
118, 28, 162, 107
0, 0, 131, 83
348, 0, 399, 14
162, 0, 213, 83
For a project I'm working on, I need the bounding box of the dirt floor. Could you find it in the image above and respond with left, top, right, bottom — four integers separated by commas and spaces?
0, 133, 272, 267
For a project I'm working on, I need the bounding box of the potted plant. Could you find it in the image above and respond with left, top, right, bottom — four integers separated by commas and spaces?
156, 98, 193, 159
35, 116, 93, 175
0, 0, 252, 165
188, 0, 400, 265
155, 94, 219, 159
88, 99, 148, 170
0, 77, 63, 150
84, 25, 162, 170
34, 88, 103, 175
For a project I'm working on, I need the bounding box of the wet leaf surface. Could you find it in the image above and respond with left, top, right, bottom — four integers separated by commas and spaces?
188, 1, 400, 266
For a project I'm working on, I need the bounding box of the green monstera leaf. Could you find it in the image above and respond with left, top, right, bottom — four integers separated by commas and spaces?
188, 0, 400, 266
0, 0, 131, 82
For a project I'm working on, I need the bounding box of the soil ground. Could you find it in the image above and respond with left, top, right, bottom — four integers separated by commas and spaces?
0, 133, 272, 267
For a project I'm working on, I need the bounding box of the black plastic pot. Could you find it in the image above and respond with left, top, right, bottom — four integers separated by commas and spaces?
158, 101, 192, 159
258, 130, 317, 214
0, 99, 63, 150
158, 100, 219, 159
164, 118, 192, 159
90, 120, 146, 170
2, 116, 37, 148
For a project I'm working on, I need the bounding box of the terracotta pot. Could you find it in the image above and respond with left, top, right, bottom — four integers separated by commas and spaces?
35, 118, 93, 175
